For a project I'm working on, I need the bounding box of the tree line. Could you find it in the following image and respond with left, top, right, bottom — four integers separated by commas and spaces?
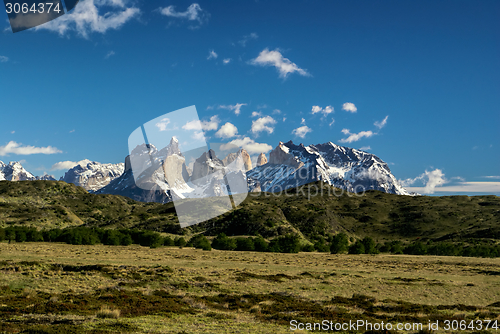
0, 226, 498, 258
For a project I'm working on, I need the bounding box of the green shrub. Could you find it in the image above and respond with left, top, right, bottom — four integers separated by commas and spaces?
362, 237, 378, 254
163, 236, 174, 246
348, 240, 365, 254
330, 233, 349, 254
252, 236, 268, 252
211, 233, 236, 250
268, 235, 301, 253
301, 243, 315, 252
235, 237, 255, 251
174, 236, 186, 247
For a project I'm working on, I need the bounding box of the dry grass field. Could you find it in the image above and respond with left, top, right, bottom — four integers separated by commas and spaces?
1, 242, 500, 333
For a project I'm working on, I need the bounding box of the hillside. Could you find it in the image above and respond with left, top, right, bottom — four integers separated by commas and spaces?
0, 180, 499, 244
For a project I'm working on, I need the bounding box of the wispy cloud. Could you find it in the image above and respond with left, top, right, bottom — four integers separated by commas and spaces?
249, 48, 310, 79
223, 58, 231, 64
292, 125, 312, 138
0, 141, 62, 156
359, 146, 371, 151
251, 116, 277, 135
374, 115, 389, 129
251, 111, 262, 117
207, 49, 217, 60
0, 56, 8, 62
218, 103, 247, 116
104, 51, 115, 59
215, 122, 238, 139
339, 129, 375, 143
158, 3, 209, 29
238, 32, 258, 47
34, 0, 140, 38
342, 102, 357, 113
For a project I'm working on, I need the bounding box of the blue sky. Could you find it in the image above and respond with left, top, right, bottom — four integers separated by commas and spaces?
1, 0, 499, 195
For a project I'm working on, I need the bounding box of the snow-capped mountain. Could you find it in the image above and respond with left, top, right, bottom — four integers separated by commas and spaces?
246, 141, 410, 195
60, 160, 125, 192
0, 161, 55, 181
97, 139, 249, 204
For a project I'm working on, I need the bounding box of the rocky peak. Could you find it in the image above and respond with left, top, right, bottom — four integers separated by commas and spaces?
222, 149, 252, 171
269, 142, 303, 168
191, 149, 224, 182
256, 153, 268, 166
0, 161, 36, 181
60, 160, 125, 192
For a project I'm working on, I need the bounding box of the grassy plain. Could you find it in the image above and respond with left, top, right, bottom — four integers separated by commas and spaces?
1, 242, 499, 333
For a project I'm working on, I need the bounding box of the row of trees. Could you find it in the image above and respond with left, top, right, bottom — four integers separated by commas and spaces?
1, 226, 499, 258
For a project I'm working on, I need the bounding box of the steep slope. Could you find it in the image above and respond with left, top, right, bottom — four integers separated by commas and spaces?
247, 141, 410, 195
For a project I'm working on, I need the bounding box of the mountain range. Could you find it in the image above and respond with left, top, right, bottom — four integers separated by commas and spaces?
0, 140, 412, 202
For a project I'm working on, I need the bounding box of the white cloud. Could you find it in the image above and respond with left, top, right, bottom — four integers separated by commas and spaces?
51, 160, 79, 171
401, 169, 447, 194
272, 109, 281, 114
374, 115, 389, 129
215, 122, 238, 139
218, 103, 247, 115
155, 118, 171, 131
0, 141, 62, 156
104, 51, 115, 59
192, 131, 205, 140
484, 176, 500, 179
329, 119, 335, 126
339, 129, 375, 143
158, 3, 209, 27
342, 102, 357, 113
311, 105, 333, 116
359, 146, 371, 151
207, 49, 217, 60
251, 116, 277, 135
225, 137, 272, 155
0, 56, 8, 62
301, 118, 306, 125
406, 182, 500, 194
223, 58, 231, 64
182, 115, 219, 131
10, 131, 15, 134
34, 0, 140, 38
251, 111, 262, 117
283, 117, 286, 122
238, 32, 258, 47
249, 48, 310, 78
292, 125, 312, 138
311, 106, 322, 114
